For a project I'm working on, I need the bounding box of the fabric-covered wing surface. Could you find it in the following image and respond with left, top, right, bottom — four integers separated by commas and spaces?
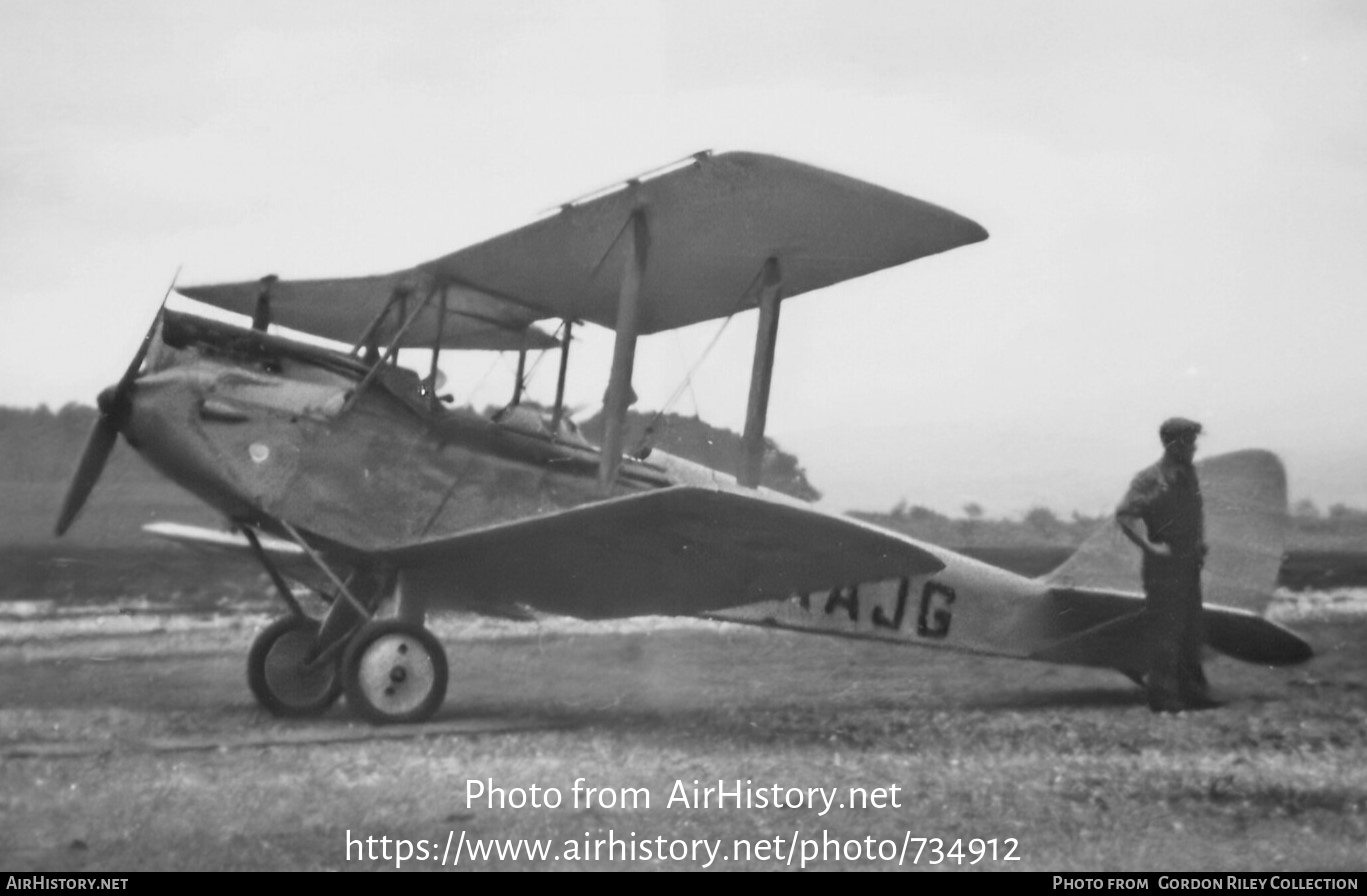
177, 275, 558, 351
387, 487, 945, 619
420, 151, 989, 334
176, 152, 986, 346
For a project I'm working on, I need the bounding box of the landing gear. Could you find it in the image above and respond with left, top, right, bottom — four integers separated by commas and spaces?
342, 620, 448, 725
240, 523, 448, 724
247, 616, 343, 717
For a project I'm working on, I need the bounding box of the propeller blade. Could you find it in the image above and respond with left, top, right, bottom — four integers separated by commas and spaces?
116, 266, 179, 393
54, 414, 120, 536
53, 267, 178, 537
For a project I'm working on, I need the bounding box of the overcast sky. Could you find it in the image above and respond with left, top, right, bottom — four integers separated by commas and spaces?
2, 1, 1364, 515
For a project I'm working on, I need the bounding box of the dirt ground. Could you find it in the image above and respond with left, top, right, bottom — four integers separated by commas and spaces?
1, 600, 1364, 872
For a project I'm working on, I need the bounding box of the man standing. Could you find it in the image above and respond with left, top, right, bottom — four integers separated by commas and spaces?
1116, 417, 1214, 712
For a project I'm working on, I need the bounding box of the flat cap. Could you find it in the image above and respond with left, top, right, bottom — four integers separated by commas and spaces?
1159, 417, 1203, 443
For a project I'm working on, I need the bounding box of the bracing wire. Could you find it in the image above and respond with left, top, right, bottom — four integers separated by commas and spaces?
494, 320, 566, 415
468, 352, 507, 405
519, 320, 566, 390
631, 264, 767, 456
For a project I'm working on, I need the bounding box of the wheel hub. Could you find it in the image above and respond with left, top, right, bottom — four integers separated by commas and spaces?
342, 620, 449, 725
355, 633, 437, 713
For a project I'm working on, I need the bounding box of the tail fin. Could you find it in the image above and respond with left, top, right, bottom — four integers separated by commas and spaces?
1044, 450, 1288, 614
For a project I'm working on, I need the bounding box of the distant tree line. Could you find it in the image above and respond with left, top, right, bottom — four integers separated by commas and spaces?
1, 404, 824, 501
578, 409, 821, 502
863, 495, 1367, 551
0, 404, 164, 485
1292, 498, 1367, 524
4, 404, 1362, 550
856, 500, 1111, 549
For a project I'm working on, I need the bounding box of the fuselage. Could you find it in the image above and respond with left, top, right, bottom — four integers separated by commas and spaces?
709, 548, 1058, 661
119, 310, 1313, 674
130, 312, 669, 552
119, 310, 1069, 660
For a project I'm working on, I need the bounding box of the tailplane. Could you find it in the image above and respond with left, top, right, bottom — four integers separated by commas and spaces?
1031, 588, 1312, 668
1043, 450, 1288, 615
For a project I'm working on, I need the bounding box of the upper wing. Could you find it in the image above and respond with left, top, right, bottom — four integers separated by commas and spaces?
386, 486, 946, 620
421, 151, 988, 334
177, 151, 987, 345
177, 274, 559, 351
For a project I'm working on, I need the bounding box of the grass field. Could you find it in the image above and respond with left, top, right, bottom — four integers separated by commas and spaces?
0, 594, 1363, 871
4, 475, 1364, 872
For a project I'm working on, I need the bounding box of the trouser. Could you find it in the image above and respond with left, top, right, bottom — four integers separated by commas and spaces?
1142, 558, 1205, 710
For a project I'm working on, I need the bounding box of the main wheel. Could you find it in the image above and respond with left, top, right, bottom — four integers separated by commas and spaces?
247, 616, 342, 717
342, 620, 448, 725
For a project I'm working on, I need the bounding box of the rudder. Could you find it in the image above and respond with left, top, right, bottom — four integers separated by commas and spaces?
1043, 450, 1288, 614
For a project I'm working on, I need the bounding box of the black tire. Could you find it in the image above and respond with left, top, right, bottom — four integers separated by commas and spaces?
342, 620, 448, 725
246, 616, 342, 717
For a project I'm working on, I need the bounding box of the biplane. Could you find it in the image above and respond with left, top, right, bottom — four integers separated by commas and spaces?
54, 151, 1311, 724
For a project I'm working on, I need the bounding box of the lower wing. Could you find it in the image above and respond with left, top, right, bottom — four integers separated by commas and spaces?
143, 521, 303, 559
384, 487, 946, 619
